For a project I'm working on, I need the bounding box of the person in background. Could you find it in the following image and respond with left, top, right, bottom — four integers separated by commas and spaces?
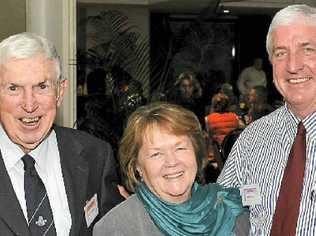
76, 95, 120, 158
218, 4, 316, 235
0, 32, 122, 236
168, 71, 204, 126
205, 93, 244, 146
245, 85, 274, 124
86, 68, 107, 95
220, 83, 239, 110
173, 71, 202, 102
237, 57, 267, 100
93, 102, 249, 236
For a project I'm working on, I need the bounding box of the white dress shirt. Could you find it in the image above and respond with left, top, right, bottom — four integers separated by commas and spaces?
0, 125, 71, 236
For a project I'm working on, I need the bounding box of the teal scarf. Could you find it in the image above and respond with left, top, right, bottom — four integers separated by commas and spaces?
136, 182, 245, 236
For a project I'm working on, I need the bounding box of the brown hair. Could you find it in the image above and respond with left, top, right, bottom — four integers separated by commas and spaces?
119, 102, 207, 192
211, 93, 229, 113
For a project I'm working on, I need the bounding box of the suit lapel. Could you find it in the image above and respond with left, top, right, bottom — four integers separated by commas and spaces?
0, 152, 30, 236
54, 126, 89, 236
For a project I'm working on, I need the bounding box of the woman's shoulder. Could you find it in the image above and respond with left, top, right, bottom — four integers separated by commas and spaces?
93, 195, 141, 235
99, 194, 142, 222
93, 194, 164, 236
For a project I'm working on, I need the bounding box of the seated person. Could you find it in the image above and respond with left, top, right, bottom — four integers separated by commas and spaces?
245, 85, 274, 124
220, 83, 239, 110
93, 102, 249, 236
205, 93, 244, 145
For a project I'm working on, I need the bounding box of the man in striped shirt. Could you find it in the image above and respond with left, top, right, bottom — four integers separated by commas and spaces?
218, 4, 316, 236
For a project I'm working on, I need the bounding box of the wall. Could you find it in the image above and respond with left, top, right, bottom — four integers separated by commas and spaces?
0, 0, 26, 40
27, 0, 77, 128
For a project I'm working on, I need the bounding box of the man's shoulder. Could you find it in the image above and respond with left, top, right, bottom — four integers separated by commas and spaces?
247, 106, 284, 129
236, 107, 285, 144
53, 125, 109, 147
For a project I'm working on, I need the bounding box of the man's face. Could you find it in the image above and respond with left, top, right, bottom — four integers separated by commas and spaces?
0, 53, 67, 152
271, 22, 316, 118
254, 58, 263, 70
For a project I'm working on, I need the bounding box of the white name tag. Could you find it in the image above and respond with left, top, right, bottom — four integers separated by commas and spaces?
84, 193, 99, 227
240, 184, 262, 206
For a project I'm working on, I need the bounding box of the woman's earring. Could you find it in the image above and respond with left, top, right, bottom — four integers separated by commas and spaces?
137, 168, 143, 181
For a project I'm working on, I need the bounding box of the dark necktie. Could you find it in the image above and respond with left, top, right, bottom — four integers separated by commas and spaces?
270, 122, 306, 236
22, 154, 56, 236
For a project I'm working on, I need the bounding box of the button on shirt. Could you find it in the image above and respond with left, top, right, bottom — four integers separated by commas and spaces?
217, 105, 316, 236
0, 125, 71, 236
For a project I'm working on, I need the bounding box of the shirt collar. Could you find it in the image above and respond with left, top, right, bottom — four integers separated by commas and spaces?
0, 124, 55, 172
283, 104, 300, 139
302, 111, 316, 141
284, 103, 316, 140
28, 130, 56, 173
0, 124, 25, 171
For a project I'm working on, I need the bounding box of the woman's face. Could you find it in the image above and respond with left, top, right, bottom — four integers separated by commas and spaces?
137, 126, 198, 204
180, 78, 194, 98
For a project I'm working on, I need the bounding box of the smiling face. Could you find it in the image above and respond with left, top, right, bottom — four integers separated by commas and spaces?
271, 20, 316, 118
137, 126, 198, 204
0, 53, 67, 152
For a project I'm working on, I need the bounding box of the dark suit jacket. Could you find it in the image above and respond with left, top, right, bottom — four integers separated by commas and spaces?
0, 125, 123, 236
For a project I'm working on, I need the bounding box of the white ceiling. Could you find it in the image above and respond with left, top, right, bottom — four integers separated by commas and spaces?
78, 0, 316, 15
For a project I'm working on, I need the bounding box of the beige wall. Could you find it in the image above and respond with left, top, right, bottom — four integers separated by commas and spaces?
0, 0, 76, 128
0, 0, 26, 41
27, 0, 77, 128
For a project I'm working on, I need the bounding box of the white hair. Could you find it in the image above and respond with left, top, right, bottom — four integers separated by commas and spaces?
0, 32, 63, 80
266, 4, 316, 60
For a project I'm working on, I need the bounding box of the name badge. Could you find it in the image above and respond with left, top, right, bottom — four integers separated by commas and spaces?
84, 193, 99, 227
240, 184, 262, 206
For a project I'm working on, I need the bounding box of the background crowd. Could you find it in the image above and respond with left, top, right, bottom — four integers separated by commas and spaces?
0, 3, 315, 236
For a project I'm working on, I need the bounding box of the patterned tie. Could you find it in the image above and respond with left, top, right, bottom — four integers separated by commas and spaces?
22, 154, 56, 236
270, 122, 306, 236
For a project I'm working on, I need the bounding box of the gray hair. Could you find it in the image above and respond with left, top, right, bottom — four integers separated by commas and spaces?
0, 32, 62, 80
266, 4, 316, 60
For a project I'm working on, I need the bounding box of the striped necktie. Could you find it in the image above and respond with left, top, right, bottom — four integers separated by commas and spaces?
22, 154, 56, 236
270, 122, 306, 235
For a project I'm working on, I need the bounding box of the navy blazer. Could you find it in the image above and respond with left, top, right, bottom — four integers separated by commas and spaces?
0, 125, 123, 236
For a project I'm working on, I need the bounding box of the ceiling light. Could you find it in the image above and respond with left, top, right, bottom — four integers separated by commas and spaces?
223, 9, 230, 14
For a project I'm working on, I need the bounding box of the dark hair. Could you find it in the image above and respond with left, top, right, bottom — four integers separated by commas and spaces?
211, 93, 229, 113
174, 71, 202, 99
